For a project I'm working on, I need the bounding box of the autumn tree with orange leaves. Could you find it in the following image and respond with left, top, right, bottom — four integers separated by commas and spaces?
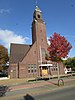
47, 32, 72, 85
47, 32, 72, 62
0, 45, 8, 65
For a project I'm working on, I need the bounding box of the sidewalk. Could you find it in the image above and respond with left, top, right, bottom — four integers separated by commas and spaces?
8, 76, 75, 91
9, 80, 57, 91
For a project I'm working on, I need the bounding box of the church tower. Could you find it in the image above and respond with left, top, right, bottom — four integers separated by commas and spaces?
32, 6, 48, 63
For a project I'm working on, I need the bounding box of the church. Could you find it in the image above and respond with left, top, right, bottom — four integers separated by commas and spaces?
9, 6, 64, 78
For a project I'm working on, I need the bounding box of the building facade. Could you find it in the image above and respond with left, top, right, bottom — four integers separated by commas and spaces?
9, 6, 64, 78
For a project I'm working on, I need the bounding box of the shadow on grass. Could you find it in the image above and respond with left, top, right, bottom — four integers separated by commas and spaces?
44, 78, 64, 86
24, 94, 35, 100
46, 80, 58, 86
44, 78, 58, 86
0, 85, 9, 97
28, 77, 58, 86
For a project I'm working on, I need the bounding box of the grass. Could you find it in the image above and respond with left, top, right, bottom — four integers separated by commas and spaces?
0, 74, 75, 86
0, 78, 28, 86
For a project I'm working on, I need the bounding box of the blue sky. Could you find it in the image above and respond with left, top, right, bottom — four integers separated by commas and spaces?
0, 0, 75, 57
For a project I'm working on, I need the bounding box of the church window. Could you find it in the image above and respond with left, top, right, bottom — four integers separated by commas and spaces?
31, 64, 34, 69
28, 64, 31, 74
31, 70, 33, 73
38, 14, 40, 18
28, 70, 30, 73
28, 64, 37, 74
41, 48, 46, 57
34, 64, 37, 68
28, 64, 31, 69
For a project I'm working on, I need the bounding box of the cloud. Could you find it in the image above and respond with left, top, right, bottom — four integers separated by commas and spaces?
0, 9, 10, 15
47, 37, 50, 45
0, 29, 29, 49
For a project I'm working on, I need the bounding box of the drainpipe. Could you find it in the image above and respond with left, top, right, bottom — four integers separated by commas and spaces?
18, 62, 19, 78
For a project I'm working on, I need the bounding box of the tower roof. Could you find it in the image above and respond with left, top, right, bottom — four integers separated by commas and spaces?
35, 6, 42, 13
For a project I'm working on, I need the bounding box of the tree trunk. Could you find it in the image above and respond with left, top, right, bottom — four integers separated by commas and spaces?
57, 62, 60, 85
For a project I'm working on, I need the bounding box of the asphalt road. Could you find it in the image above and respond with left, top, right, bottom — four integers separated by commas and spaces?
6, 85, 75, 100
33, 86, 75, 100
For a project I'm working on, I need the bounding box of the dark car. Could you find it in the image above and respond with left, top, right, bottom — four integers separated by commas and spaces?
0, 71, 8, 77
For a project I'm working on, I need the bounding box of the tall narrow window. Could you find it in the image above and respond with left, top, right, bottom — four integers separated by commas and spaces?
41, 48, 46, 57
28, 64, 31, 74
38, 14, 40, 18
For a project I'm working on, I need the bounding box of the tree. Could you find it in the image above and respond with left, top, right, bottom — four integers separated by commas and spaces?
63, 57, 75, 71
47, 32, 72, 61
47, 32, 72, 85
0, 45, 9, 65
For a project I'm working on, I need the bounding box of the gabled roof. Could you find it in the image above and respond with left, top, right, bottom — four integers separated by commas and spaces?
10, 43, 31, 63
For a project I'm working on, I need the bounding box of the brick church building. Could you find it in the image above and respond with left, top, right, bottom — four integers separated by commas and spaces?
9, 6, 64, 78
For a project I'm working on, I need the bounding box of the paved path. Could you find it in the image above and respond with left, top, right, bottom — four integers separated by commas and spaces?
9, 80, 57, 91
0, 77, 75, 100
9, 77, 75, 91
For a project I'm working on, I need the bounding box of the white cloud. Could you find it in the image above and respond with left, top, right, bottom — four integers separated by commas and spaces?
47, 37, 50, 45
0, 29, 29, 49
0, 9, 10, 15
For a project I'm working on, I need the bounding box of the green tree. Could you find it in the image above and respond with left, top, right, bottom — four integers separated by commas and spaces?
63, 57, 75, 71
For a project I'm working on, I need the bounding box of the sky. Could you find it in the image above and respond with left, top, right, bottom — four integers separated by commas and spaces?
0, 0, 75, 58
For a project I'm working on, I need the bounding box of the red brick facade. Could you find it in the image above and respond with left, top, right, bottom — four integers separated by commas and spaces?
9, 6, 64, 78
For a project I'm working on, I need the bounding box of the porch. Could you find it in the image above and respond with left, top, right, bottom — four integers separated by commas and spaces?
39, 64, 53, 78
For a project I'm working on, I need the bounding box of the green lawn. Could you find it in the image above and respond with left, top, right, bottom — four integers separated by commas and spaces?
0, 78, 28, 86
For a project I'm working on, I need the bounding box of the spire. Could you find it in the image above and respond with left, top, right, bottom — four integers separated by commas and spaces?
35, 6, 41, 12
33, 0, 43, 22
35, 0, 41, 12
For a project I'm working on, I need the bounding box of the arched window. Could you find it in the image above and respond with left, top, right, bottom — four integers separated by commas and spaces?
38, 14, 40, 18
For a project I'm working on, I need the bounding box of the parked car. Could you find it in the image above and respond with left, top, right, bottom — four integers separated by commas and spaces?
0, 71, 8, 77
